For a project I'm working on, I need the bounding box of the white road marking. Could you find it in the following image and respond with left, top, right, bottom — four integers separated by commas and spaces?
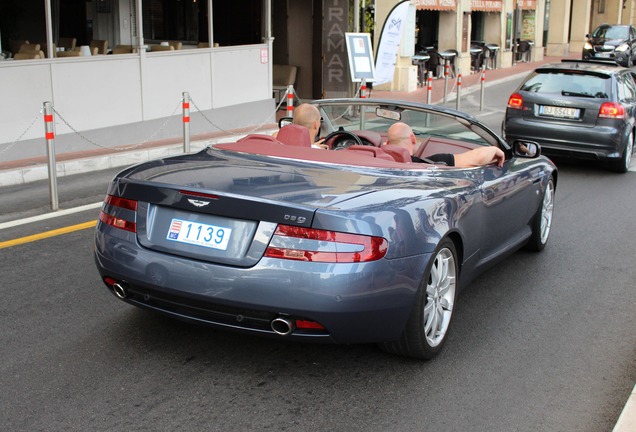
0, 202, 102, 230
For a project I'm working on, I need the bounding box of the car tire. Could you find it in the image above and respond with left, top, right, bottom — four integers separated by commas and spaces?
611, 129, 634, 173
524, 177, 555, 252
379, 238, 458, 360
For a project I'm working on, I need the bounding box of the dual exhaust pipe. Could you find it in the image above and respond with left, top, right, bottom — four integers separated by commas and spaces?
107, 278, 297, 336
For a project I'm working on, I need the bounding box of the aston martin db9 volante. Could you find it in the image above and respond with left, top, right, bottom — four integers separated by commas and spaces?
94, 99, 557, 360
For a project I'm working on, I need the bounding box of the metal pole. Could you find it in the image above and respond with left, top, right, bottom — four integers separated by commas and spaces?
43, 102, 59, 211
208, 0, 214, 46
455, 70, 462, 111
136, 0, 145, 50
354, 0, 360, 33
426, 71, 433, 104
44, 0, 54, 58
479, 66, 486, 111
182, 92, 191, 153
443, 60, 449, 103
361, 0, 366, 33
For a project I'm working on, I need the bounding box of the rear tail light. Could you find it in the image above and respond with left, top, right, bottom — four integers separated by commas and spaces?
264, 224, 388, 263
507, 93, 523, 109
99, 195, 138, 232
598, 102, 625, 119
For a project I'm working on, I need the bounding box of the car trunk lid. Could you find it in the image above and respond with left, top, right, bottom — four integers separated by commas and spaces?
104, 148, 433, 267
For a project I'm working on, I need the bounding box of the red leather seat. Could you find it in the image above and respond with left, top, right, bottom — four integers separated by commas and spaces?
344, 145, 394, 161
276, 124, 312, 148
381, 144, 412, 163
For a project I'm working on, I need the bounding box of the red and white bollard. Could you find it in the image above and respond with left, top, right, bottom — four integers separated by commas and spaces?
43, 101, 59, 211
426, 71, 433, 105
182, 92, 191, 153
286, 85, 294, 118
443, 60, 450, 103
360, 78, 367, 99
480, 67, 486, 111
456, 71, 462, 111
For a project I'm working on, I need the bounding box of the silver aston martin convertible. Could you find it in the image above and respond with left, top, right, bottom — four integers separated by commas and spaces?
94, 99, 557, 360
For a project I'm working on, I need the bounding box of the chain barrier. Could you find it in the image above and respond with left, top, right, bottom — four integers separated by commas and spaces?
0, 110, 43, 159
51, 99, 182, 153
189, 93, 285, 136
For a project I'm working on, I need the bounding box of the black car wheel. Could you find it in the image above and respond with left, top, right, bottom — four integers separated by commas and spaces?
524, 177, 555, 252
611, 129, 634, 173
380, 238, 458, 360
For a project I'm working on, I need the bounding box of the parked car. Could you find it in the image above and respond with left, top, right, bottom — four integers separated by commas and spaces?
582, 24, 636, 67
94, 99, 557, 360
503, 59, 636, 173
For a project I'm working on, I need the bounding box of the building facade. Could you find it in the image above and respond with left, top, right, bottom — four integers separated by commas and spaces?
374, 0, 636, 92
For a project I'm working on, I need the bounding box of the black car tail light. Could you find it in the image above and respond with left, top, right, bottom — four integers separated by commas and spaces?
598, 102, 625, 119
507, 93, 523, 109
99, 195, 138, 233
264, 224, 388, 263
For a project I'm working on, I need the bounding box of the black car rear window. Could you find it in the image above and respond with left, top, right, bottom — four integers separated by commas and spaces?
520, 71, 611, 98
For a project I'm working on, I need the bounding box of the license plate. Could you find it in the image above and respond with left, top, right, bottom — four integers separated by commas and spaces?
539, 105, 580, 119
596, 52, 611, 58
166, 218, 232, 250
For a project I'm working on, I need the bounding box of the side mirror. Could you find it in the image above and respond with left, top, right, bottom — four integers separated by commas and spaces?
278, 117, 293, 129
513, 140, 540, 158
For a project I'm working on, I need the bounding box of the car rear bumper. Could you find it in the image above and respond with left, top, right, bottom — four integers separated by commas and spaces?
94, 229, 429, 344
505, 117, 625, 161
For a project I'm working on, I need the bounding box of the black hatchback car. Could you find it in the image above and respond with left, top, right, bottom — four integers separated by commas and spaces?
582, 24, 636, 67
503, 59, 636, 173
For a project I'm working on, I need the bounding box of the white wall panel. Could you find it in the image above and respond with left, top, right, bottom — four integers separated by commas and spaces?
143, 51, 213, 119
0, 44, 272, 155
50, 56, 143, 134
211, 46, 270, 108
0, 62, 54, 142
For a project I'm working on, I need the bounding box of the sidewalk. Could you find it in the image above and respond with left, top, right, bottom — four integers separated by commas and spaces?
0, 56, 558, 188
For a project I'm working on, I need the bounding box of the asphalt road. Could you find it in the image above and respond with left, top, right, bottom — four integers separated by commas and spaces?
1, 80, 635, 432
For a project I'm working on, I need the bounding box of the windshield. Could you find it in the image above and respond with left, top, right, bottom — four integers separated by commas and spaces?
317, 103, 496, 146
592, 25, 629, 40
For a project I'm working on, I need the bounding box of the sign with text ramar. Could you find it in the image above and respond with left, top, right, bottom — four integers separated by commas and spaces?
322, 0, 350, 98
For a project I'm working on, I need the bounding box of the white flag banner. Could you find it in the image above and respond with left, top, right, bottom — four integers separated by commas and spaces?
374, 1, 410, 86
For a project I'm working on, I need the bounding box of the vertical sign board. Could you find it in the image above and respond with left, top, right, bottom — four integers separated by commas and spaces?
345, 33, 376, 83
374, 1, 410, 86
323, 0, 350, 98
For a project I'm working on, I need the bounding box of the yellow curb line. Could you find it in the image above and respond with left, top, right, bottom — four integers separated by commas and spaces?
0, 220, 97, 250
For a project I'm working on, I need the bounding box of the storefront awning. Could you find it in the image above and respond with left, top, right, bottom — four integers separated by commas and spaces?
413, 0, 456, 12
517, 0, 536, 9
471, 0, 502, 12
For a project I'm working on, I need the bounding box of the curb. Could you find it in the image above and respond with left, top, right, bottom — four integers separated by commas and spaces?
0, 131, 275, 188
613, 384, 636, 432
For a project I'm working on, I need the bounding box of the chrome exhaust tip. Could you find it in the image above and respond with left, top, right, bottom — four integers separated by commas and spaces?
271, 316, 296, 336
112, 282, 128, 299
